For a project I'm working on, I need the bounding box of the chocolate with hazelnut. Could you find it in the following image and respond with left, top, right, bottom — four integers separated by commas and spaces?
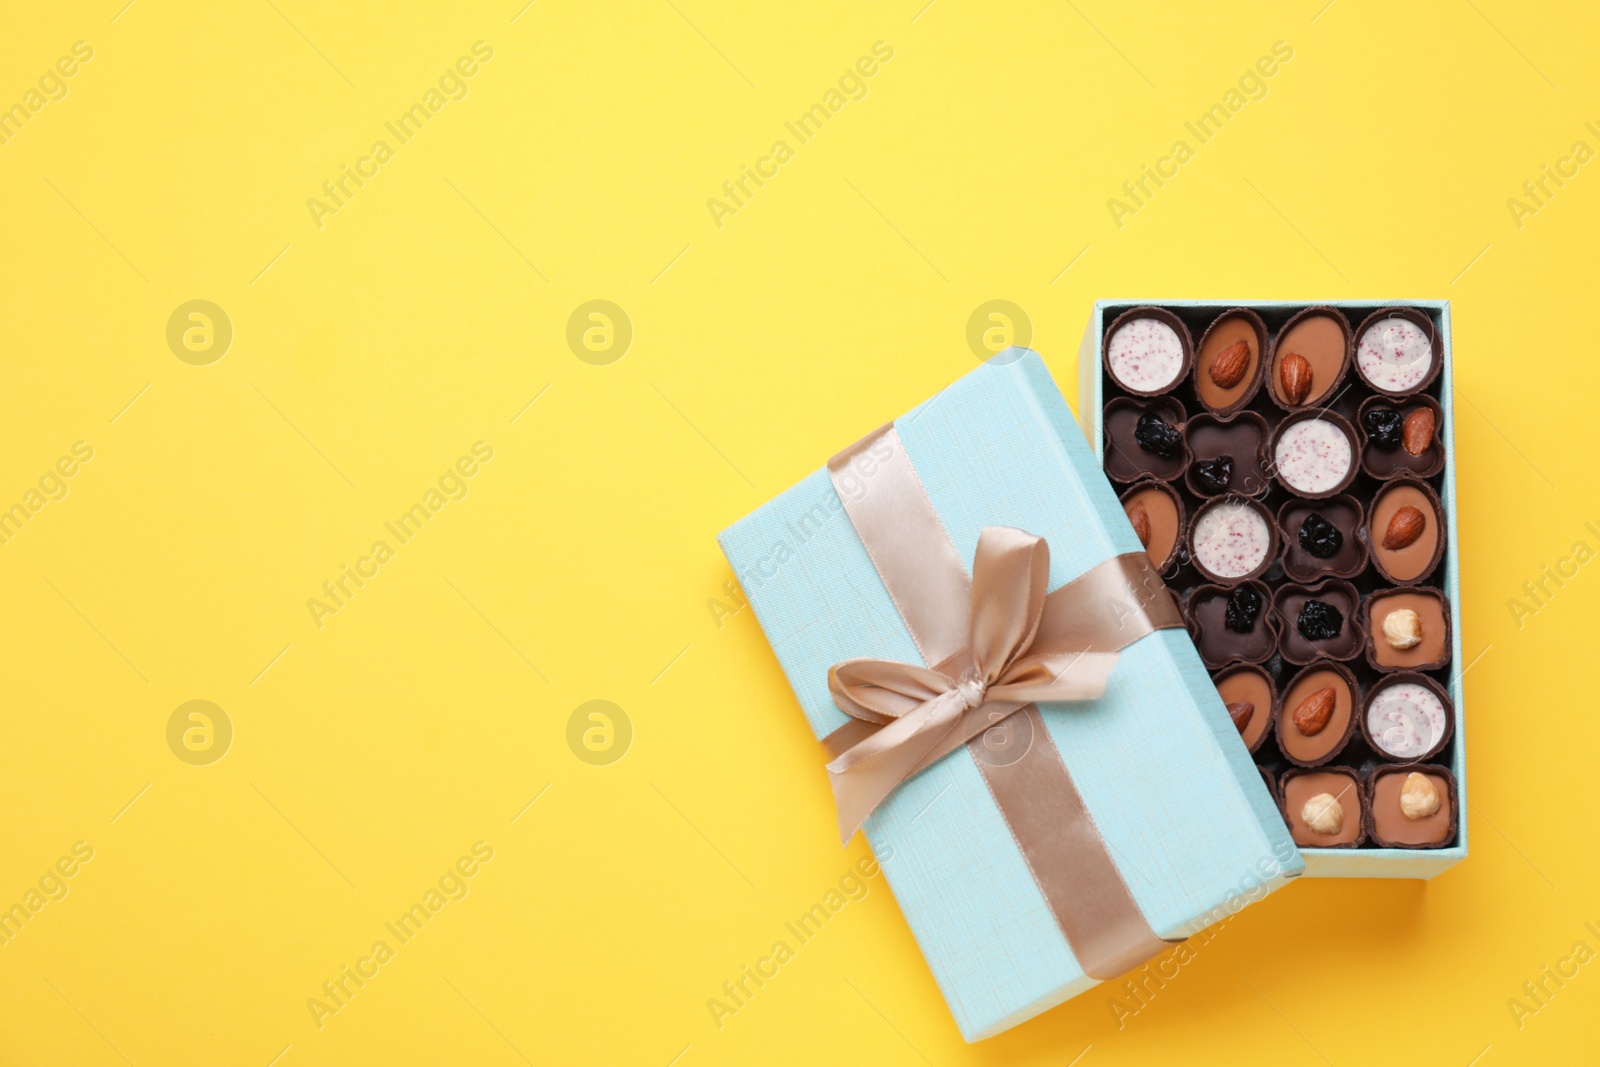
1282, 768, 1365, 847
1370, 766, 1456, 848
1365, 588, 1451, 672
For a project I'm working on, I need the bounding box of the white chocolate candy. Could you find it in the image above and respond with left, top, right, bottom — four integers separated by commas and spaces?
1107, 318, 1184, 393
1367, 682, 1447, 759
1192, 500, 1271, 579
1357, 316, 1432, 393
1274, 419, 1352, 494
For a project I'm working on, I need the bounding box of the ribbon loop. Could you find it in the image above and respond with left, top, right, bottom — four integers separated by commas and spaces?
824, 525, 1123, 842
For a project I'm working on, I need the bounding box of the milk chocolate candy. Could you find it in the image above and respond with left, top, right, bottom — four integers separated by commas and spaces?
1104, 396, 1189, 484
1362, 672, 1454, 763
1365, 587, 1451, 673
1270, 410, 1358, 499
1357, 394, 1444, 481
1278, 494, 1368, 582
1352, 307, 1442, 398
1282, 767, 1365, 848
1103, 306, 1193, 397
1275, 661, 1360, 768
1188, 494, 1279, 586
1193, 308, 1268, 415
1268, 306, 1352, 410
1186, 581, 1277, 668
1367, 477, 1445, 584
1184, 412, 1270, 498
1214, 663, 1276, 754
1120, 479, 1185, 575
1273, 579, 1364, 665
1369, 765, 1457, 849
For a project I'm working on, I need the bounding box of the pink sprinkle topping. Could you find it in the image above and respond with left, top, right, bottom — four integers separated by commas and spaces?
1274, 419, 1352, 494
1357, 317, 1431, 392
1192, 501, 1270, 578
1108, 318, 1183, 392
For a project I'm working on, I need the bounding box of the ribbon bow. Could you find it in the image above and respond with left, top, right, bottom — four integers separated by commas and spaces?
825, 526, 1118, 841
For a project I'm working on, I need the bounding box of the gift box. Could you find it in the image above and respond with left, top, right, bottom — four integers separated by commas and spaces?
719, 351, 1301, 1041
1076, 300, 1468, 879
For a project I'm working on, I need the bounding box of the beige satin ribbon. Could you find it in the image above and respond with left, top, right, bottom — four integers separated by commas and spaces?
823, 423, 1183, 979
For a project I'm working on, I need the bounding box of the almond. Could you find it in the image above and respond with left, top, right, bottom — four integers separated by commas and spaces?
1126, 499, 1151, 548
1227, 701, 1254, 734
1402, 407, 1435, 456
1292, 686, 1336, 736
1280, 352, 1313, 405
1208, 340, 1251, 389
1383, 505, 1426, 550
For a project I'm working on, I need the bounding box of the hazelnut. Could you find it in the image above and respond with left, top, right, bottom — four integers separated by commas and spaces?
1382, 608, 1423, 650
1301, 792, 1344, 835
1399, 773, 1441, 820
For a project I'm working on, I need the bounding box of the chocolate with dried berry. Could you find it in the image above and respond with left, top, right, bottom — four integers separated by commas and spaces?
1273, 579, 1364, 664
1277, 494, 1368, 582
1183, 411, 1271, 498
1104, 397, 1189, 483
1358, 394, 1444, 481
1185, 581, 1277, 668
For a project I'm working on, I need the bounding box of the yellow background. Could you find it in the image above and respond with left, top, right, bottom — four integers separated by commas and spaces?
1, 1, 1596, 1063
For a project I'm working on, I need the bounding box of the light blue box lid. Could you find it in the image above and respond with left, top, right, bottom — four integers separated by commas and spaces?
719, 350, 1301, 1040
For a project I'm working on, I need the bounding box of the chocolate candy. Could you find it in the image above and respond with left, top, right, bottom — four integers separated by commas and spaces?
1189, 495, 1277, 584
1271, 410, 1358, 498
1268, 307, 1352, 409
1368, 478, 1445, 584
1194, 309, 1268, 415
1120, 480, 1185, 574
1104, 397, 1189, 483
1185, 581, 1275, 668
1276, 662, 1359, 767
1362, 673, 1453, 762
1273, 580, 1364, 664
1370, 766, 1457, 848
1183, 412, 1270, 498
1282, 768, 1365, 848
1104, 307, 1193, 396
1215, 664, 1275, 753
1365, 588, 1451, 672
1358, 396, 1444, 481
1277, 495, 1368, 582
1353, 307, 1440, 397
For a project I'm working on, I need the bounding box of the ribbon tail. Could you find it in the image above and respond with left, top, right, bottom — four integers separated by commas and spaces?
826, 689, 966, 843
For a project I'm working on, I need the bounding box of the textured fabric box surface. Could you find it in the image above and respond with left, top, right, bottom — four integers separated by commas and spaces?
719, 352, 1301, 1040
1077, 300, 1468, 879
